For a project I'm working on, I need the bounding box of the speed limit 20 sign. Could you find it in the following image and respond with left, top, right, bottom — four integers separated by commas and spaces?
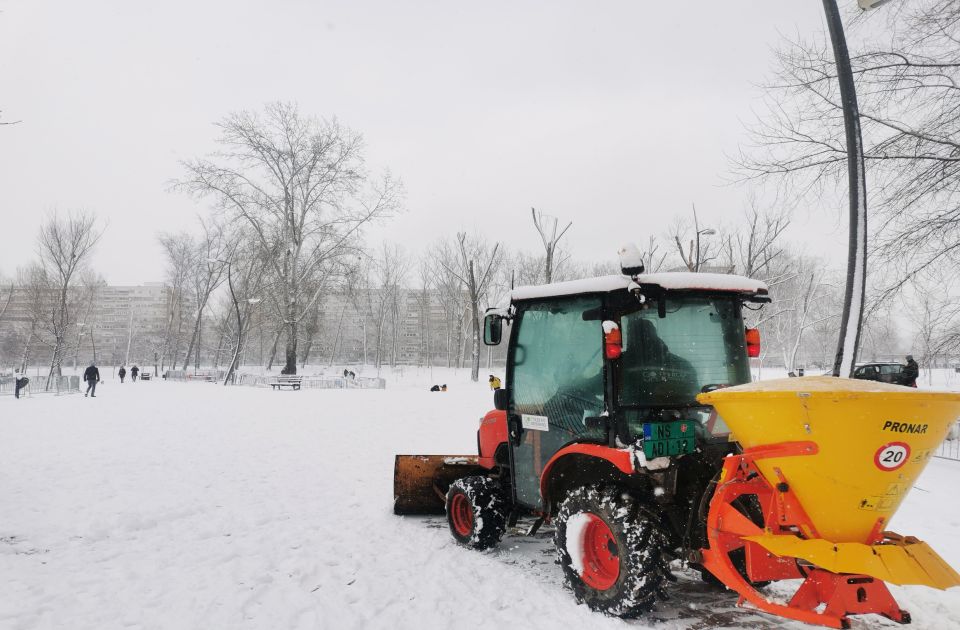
874, 442, 911, 471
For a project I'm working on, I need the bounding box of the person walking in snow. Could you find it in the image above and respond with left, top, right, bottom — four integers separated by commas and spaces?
488, 374, 502, 390
14, 369, 29, 399
130, 365, 139, 382
118, 366, 127, 383
83, 362, 101, 397
902, 355, 919, 388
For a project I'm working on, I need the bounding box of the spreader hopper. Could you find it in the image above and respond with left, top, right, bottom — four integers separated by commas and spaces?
697, 376, 960, 628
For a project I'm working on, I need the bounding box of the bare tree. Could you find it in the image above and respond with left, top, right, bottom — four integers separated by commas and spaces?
905, 270, 960, 383
429, 244, 468, 368
72, 271, 106, 368
36, 211, 101, 386
765, 255, 839, 373
157, 232, 194, 371
642, 236, 668, 274
182, 220, 229, 371
436, 232, 501, 382
414, 260, 435, 369
220, 228, 273, 384
369, 243, 410, 372
669, 204, 725, 272
15, 264, 49, 373
531, 208, 572, 284
727, 204, 791, 279
737, 1, 960, 295
178, 102, 401, 374
0, 280, 13, 321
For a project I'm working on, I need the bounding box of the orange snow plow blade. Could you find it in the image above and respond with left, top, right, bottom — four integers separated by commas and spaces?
393, 455, 483, 515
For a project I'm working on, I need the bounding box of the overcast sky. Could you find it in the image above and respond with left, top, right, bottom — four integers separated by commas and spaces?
0, 0, 846, 285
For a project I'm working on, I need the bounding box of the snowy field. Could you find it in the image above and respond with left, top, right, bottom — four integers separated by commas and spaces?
2, 370, 960, 630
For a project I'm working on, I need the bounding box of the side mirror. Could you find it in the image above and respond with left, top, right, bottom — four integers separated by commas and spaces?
494, 388, 509, 411
484, 313, 503, 346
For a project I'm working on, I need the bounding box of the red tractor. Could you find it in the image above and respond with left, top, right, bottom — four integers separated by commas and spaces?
394, 261, 769, 617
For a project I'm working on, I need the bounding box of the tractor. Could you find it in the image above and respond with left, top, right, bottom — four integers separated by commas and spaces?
394, 252, 960, 627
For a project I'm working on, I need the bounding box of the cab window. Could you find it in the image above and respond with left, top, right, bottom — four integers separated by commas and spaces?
511, 296, 605, 435
617, 295, 750, 407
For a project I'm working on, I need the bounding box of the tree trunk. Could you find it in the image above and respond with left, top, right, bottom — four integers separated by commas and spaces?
194, 317, 202, 370
266, 326, 282, 371
328, 300, 347, 366
283, 250, 299, 375
284, 321, 298, 374
19, 328, 34, 374
468, 261, 481, 382
182, 308, 204, 374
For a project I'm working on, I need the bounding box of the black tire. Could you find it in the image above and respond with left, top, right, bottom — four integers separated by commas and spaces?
445, 476, 508, 550
555, 486, 670, 618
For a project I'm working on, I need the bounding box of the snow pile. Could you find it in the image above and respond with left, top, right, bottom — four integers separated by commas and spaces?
564, 512, 592, 577
511, 273, 767, 302
617, 243, 645, 274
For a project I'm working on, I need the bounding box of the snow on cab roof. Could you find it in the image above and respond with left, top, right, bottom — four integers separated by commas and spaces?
510, 272, 768, 302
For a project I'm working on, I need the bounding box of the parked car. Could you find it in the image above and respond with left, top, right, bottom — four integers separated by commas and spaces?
852, 362, 909, 386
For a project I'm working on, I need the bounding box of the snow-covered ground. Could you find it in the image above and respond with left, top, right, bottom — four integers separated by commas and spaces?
2, 369, 959, 630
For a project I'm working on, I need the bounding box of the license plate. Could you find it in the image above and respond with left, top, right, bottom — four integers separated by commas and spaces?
642, 421, 695, 459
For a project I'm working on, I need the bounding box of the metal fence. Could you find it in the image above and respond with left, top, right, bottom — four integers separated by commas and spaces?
936, 437, 960, 462
234, 374, 386, 390
163, 370, 227, 383
164, 370, 386, 390
0, 375, 80, 396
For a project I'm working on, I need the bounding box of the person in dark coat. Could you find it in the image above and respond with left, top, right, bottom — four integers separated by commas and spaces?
118, 366, 127, 383
83, 362, 101, 397
131, 365, 139, 382
14, 370, 29, 399
902, 355, 919, 387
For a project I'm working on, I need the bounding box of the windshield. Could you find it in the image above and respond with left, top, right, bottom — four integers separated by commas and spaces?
617, 295, 750, 407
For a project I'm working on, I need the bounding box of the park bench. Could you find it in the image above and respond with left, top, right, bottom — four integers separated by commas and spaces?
140, 372, 152, 381
270, 375, 302, 391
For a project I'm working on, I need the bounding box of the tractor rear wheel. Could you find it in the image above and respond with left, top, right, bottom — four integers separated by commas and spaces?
555, 486, 670, 618
445, 476, 508, 550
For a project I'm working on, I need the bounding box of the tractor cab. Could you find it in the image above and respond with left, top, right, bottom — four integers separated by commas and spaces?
484, 271, 768, 513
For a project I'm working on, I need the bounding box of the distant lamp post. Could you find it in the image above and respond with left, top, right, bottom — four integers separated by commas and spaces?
822, 0, 888, 377
695, 227, 716, 272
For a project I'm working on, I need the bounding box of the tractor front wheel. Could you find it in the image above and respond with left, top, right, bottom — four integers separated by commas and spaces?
555, 486, 670, 618
445, 476, 508, 550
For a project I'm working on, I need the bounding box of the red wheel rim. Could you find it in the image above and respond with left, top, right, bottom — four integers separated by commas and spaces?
579, 513, 620, 590
450, 493, 474, 537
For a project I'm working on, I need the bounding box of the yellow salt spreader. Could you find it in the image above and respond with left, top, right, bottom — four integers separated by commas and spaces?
697, 376, 960, 628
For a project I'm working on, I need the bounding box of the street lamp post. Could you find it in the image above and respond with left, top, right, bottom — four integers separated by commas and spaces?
695, 227, 716, 272
823, 0, 888, 377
